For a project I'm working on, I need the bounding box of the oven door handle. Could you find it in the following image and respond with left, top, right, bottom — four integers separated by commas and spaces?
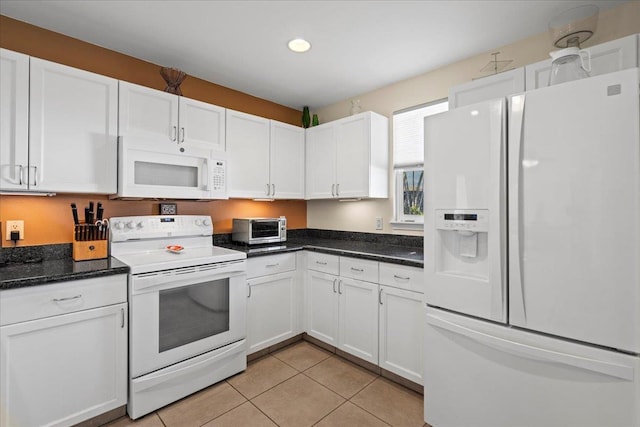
132, 263, 246, 294
131, 339, 246, 393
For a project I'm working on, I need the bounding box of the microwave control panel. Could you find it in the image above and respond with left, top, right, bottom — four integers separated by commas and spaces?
211, 159, 226, 197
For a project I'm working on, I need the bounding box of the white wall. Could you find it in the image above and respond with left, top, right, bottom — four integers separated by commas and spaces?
307, 1, 640, 235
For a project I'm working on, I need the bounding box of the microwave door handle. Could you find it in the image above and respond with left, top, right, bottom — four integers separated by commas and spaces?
202, 158, 210, 191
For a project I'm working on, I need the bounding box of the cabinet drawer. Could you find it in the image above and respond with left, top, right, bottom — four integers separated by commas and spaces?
340, 257, 378, 283
379, 263, 424, 293
0, 275, 127, 326
307, 252, 339, 275
247, 252, 296, 279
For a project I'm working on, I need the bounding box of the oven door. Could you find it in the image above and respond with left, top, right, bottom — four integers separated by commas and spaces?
117, 137, 214, 199
249, 219, 283, 244
130, 260, 246, 378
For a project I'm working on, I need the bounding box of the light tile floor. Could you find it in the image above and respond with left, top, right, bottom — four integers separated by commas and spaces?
105, 341, 427, 427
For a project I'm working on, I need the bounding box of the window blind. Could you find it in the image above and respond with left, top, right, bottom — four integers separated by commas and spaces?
393, 100, 448, 168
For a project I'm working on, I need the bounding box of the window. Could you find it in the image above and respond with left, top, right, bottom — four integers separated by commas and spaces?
392, 100, 448, 229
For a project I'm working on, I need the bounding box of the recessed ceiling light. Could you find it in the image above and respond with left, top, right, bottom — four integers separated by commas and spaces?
288, 38, 311, 53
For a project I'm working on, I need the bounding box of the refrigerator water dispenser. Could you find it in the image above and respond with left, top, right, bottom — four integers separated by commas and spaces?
435, 209, 489, 279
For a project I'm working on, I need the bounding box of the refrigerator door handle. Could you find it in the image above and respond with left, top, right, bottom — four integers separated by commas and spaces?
426, 312, 634, 381
509, 94, 527, 324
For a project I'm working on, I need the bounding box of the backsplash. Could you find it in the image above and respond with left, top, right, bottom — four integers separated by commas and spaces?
0, 243, 71, 266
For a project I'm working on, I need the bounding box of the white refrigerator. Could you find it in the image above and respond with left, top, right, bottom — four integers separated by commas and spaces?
423, 68, 640, 427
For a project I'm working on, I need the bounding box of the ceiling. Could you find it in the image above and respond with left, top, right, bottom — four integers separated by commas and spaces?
0, 1, 628, 110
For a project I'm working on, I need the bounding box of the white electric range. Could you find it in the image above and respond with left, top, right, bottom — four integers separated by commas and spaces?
110, 215, 247, 419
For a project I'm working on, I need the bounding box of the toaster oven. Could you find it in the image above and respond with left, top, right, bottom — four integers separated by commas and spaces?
232, 217, 286, 245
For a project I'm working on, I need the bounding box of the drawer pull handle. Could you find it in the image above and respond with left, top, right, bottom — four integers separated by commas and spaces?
266, 263, 279, 268
248, 285, 252, 298
316, 261, 328, 265
121, 308, 125, 328
351, 267, 364, 273
333, 278, 337, 293
52, 294, 82, 302
338, 280, 342, 294
379, 288, 383, 305
393, 275, 411, 281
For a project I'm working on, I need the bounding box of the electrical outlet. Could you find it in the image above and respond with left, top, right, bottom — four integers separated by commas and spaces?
6, 220, 24, 240
375, 217, 383, 230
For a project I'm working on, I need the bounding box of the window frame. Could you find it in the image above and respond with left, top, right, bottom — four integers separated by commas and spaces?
391, 99, 448, 230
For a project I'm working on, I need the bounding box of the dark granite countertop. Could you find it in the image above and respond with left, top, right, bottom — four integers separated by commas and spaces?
217, 235, 424, 268
0, 257, 130, 291
0, 229, 422, 290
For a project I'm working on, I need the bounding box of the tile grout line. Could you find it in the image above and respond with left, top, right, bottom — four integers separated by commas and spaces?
184, 382, 249, 427
247, 400, 281, 427
345, 377, 398, 426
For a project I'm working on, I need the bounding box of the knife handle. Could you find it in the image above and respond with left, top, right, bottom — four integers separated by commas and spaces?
96, 202, 104, 221
71, 203, 79, 225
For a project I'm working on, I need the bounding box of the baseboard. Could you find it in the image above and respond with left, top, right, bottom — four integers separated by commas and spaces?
72, 405, 126, 427
247, 333, 305, 362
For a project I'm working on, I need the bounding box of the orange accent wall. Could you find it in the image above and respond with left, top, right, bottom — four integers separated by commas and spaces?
0, 16, 306, 248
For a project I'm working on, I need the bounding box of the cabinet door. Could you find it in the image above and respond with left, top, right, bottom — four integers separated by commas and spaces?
119, 81, 179, 143
270, 120, 305, 199
305, 123, 336, 199
335, 113, 371, 198
0, 49, 29, 191
179, 96, 226, 152
337, 277, 378, 364
379, 286, 423, 384
226, 109, 270, 198
448, 67, 525, 108
525, 34, 639, 90
247, 271, 297, 354
29, 58, 118, 193
0, 304, 127, 427
305, 270, 339, 346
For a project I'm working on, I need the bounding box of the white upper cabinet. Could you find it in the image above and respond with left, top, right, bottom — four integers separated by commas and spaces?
227, 109, 305, 199
305, 123, 336, 199
119, 81, 178, 144
270, 120, 305, 199
305, 111, 389, 199
29, 58, 118, 193
525, 34, 639, 91
226, 109, 271, 198
448, 67, 525, 109
179, 96, 226, 151
0, 49, 29, 191
119, 81, 225, 152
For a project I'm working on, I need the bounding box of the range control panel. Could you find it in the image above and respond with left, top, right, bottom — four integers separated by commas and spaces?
435, 209, 489, 232
110, 215, 213, 241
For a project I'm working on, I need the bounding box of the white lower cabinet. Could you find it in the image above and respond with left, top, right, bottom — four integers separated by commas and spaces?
378, 285, 424, 384
306, 253, 425, 384
338, 277, 379, 364
306, 269, 339, 346
246, 253, 299, 354
306, 253, 380, 365
0, 275, 128, 427
378, 262, 425, 384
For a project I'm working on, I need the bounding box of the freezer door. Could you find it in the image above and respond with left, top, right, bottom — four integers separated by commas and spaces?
424, 307, 640, 427
509, 68, 640, 353
424, 99, 507, 322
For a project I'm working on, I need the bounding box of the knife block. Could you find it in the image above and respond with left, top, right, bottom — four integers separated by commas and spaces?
73, 238, 108, 261
72, 225, 108, 261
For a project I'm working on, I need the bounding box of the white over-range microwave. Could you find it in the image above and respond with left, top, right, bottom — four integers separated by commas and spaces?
116, 137, 227, 199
